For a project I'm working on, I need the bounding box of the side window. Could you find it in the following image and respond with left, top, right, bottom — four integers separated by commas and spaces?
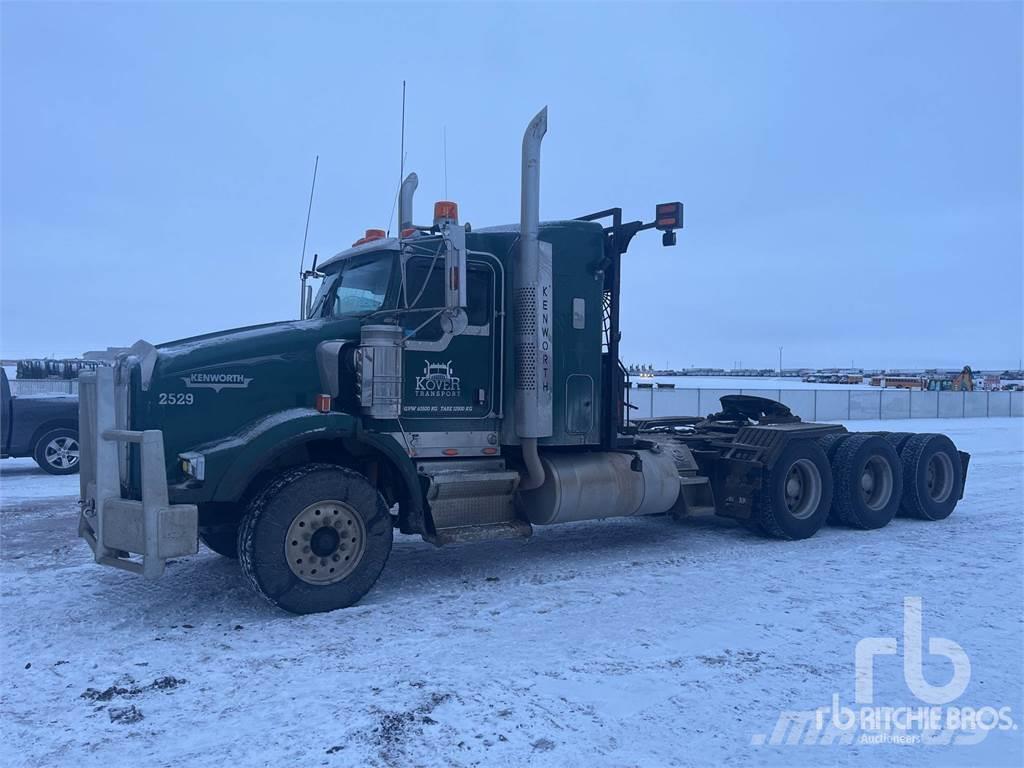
466, 266, 491, 327
403, 258, 493, 339
403, 259, 446, 340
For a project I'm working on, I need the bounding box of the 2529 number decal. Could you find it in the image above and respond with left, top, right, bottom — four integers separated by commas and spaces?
159, 393, 195, 406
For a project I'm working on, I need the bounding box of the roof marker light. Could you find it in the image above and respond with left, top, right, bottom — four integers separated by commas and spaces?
433, 201, 459, 227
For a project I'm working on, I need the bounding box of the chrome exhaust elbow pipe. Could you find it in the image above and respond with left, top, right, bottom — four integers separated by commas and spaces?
398, 172, 418, 233
516, 107, 550, 491
519, 107, 546, 284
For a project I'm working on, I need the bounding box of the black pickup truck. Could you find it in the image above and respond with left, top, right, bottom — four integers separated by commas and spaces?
1, 368, 80, 475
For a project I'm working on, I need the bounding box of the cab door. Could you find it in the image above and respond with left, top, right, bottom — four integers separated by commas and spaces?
400, 255, 499, 430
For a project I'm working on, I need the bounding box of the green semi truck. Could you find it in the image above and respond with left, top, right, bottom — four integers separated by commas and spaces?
78, 108, 970, 614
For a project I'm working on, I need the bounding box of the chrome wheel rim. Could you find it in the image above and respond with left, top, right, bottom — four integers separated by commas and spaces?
926, 452, 955, 504
44, 436, 79, 470
860, 455, 894, 511
285, 500, 366, 585
784, 458, 822, 520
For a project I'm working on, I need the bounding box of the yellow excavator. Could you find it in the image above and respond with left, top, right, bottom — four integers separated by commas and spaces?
927, 365, 975, 392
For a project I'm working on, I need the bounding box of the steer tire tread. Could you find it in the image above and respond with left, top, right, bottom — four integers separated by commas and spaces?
238, 463, 392, 614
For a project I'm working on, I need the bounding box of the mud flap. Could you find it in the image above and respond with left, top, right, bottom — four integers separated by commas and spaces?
958, 451, 971, 500
711, 458, 763, 520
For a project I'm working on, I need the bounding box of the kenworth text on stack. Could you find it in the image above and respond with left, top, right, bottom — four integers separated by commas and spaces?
77, 108, 970, 614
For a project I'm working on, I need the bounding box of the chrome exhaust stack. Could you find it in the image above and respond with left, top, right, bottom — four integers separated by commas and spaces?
516, 107, 553, 489
398, 172, 418, 233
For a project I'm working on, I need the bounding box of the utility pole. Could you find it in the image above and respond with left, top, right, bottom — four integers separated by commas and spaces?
778, 346, 783, 375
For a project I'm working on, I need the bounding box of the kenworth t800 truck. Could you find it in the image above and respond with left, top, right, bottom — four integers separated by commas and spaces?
78, 108, 970, 614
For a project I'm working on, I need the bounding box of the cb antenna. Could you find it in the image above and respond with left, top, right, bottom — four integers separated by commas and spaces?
443, 125, 448, 199
387, 80, 407, 237
400, 80, 406, 197
299, 154, 319, 275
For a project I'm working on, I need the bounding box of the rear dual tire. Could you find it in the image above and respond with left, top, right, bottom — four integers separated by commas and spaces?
829, 435, 903, 529
753, 430, 961, 540
755, 440, 833, 540
823, 431, 961, 527
897, 433, 963, 521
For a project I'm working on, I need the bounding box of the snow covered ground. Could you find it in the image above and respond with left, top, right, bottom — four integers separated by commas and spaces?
1, 418, 1021, 767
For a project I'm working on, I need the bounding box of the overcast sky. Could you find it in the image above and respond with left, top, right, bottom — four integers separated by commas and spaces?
2, 2, 1021, 370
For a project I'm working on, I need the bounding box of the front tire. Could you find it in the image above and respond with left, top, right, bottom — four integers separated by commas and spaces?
755, 440, 833, 540
33, 428, 80, 475
238, 464, 393, 615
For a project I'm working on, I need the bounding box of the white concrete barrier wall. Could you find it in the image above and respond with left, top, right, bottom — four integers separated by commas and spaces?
881, 389, 911, 419
850, 391, 882, 419
938, 391, 964, 418
630, 386, 1024, 421
815, 390, 850, 421
911, 391, 938, 418
778, 390, 816, 420
989, 391, 1011, 417
964, 391, 988, 418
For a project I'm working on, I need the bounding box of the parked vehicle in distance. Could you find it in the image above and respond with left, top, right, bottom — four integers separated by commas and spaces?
1, 368, 80, 474
870, 375, 925, 390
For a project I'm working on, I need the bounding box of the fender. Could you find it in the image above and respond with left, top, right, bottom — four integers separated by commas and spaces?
212, 409, 359, 500
172, 410, 425, 535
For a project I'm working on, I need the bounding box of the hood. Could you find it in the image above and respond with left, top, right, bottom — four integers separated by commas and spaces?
154, 317, 362, 378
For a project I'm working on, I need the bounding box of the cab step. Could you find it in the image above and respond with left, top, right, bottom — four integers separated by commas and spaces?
418, 459, 528, 538
432, 520, 533, 546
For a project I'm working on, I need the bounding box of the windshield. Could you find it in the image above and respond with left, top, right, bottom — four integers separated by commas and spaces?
316, 253, 394, 318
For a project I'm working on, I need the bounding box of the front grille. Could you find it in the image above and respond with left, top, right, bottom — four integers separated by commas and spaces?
114, 360, 132, 489
77, 373, 98, 501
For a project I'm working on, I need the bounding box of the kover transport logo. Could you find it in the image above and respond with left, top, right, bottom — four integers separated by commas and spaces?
414, 360, 461, 398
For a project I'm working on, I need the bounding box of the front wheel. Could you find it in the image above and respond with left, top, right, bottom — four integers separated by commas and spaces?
33, 428, 80, 475
238, 464, 393, 615
755, 440, 833, 540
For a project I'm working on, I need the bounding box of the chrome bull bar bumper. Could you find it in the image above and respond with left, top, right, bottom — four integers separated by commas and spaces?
78, 366, 197, 578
